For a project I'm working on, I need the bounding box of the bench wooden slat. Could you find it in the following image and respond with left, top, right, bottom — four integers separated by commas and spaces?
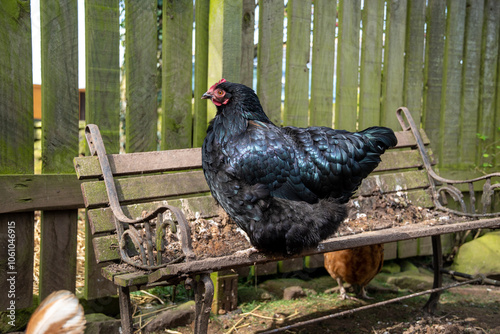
74, 129, 430, 180
359, 169, 429, 196
81, 171, 210, 208
88, 196, 218, 234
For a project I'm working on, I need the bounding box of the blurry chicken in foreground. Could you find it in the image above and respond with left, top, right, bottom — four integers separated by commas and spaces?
25, 290, 85, 334
324, 244, 384, 300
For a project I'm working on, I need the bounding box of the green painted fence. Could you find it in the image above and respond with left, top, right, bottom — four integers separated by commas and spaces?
1, 0, 500, 309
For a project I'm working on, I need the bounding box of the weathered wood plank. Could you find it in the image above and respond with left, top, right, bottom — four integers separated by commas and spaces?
240, 0, 255, 88
283, 0, 311, 127
39, 0, 79, 300
335, 0, 361, 130
161, 0, 193, 149
85, 0, 120, 154
359, 0, 384, 128
459, 0, 484, 167
193, 0, 210, 147
381, 0, 407, 129
0, 175, 83, 214
358, 170, 430, 196
81, 171, 210, 208
256, 0, 283, 125
207, 0, 243, 122
478, 0, 500, 167
74, 148, 202, 179
88, 196, 217, 234
0, 1, 34, 310
403, 0, 426, 122
422, 0, 446, 152
125, 0, 158, 153
439, 0, 466, 168
150, 218, 500, 280
309, 0, 336, 127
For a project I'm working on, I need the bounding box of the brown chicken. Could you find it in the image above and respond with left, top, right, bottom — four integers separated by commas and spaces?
25, 290, 85, 334
324, 244, 384, 300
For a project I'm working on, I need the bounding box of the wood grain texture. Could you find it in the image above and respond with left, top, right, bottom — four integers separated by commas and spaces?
335, 0, 361, 130
257, 0, 284, 125
381, 0, 407, 129
240, 0, 255, 88
193, 0, 210, 147
283, 0, 312, 127
161, 0, 193, 149
439, 0, 466, 167
125, 0, 158, 153
85, 0, 120, 154
460, 0, 484, 167
359, 0, 384, 128
403, 0, 426, 122
309, 0, 336, 127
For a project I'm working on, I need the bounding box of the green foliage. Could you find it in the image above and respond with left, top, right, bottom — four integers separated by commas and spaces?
476, 127, 500, 170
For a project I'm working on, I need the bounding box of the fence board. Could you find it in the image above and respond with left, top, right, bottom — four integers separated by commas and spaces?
207, 0, 243, 121
161, 0, 193, 150
335, 0, 361, 131
283, 0, 312, 127
478, 0, 500, 166
440, 0, 466, 167
309, 0, 336, 127
381, 0, 407, 129
193, 0, 210, 147
39, 0, 79, 300
257, 0, 283, 125
423, 0, 446, 151
359, 0, 384, 128
85, 0, 121, 300
85, 0, 120, 154
0, 0, 34, 311
404, 0, 426, 122
460, 0, 484, 167
125, 0, 158, 153
241, 0, 255, 88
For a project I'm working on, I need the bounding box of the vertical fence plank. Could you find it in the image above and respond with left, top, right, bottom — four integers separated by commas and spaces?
460, 0, 484, 168
381, 0, 407, 129
439, 0, 466, 168
478, 0, 500, 167
284, 0, 312, 127
423, 0, 446, 149
404, 0, 426, 123
207, 0, 243, 121
241, 0, 255, 88
0, 0, 34, 310
335, 0, 360, 130
257, 0, 283, 125
359, 0, 384, 128
85, 0, 121, 300
309, 0, 336, 127
39, 0, 79, 301
161, 0, 193, 150
193, 0, 210, 147
125, 0, 158, 153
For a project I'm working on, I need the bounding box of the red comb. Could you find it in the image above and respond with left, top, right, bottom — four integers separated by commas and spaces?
209, 78, 226, 91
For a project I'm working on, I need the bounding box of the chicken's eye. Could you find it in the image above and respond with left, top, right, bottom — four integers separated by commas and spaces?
216, 89, 225, 96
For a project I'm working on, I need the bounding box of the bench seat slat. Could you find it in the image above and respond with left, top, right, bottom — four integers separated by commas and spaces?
81, 171, 210, 208
74, 130, 430, 180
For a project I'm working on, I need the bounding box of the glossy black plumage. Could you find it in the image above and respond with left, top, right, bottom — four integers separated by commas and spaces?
202, 80, 397, 255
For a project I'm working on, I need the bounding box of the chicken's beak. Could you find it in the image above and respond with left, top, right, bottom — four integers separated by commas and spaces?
201, 92, 212, 99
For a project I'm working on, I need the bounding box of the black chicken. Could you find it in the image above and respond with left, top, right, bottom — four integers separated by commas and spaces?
201, 79, 397, 255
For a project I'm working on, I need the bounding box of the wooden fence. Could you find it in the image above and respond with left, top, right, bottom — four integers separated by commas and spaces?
1, 0, 500, 311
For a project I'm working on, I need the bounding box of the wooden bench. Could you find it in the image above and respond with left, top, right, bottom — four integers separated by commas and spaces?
74, 107, 500, 334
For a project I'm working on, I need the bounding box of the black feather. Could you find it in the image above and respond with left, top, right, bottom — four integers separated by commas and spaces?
202, 81, 397, 255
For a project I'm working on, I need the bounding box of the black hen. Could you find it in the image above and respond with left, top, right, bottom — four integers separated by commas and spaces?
202, 79, 397, 255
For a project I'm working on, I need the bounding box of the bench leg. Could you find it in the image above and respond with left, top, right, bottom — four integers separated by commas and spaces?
186, 273, 214, 334
423, 235, 443, 313
118, 286, 134, 334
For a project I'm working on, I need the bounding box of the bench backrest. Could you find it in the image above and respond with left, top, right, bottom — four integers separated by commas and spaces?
74, 114, 434, 266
